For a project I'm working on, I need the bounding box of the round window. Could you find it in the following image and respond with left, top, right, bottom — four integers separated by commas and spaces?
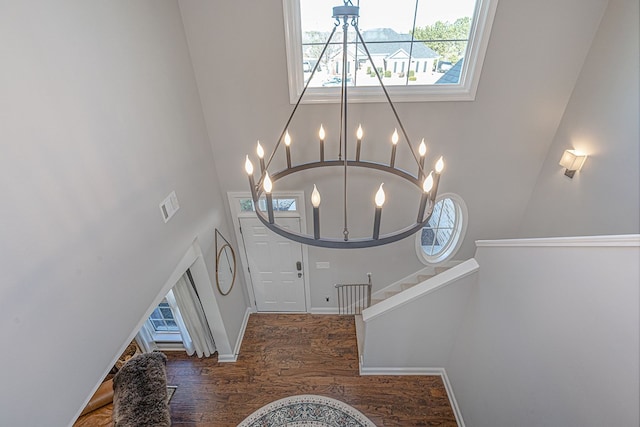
415, 193, 467, 264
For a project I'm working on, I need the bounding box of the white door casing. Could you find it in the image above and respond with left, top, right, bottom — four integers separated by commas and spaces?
227, 192, 311, 313
239, 217, 306, 312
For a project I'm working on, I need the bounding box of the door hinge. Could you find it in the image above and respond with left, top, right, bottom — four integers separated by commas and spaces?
239, 225, 243, 234
248, 266, 251, 273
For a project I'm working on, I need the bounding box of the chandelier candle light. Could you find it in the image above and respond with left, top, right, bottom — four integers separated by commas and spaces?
319, 125, 326, 162
355, 125, 363, 161
243, 0, 445, 249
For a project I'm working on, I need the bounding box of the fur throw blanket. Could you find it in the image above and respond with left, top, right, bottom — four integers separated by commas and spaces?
112, 352, 171, 427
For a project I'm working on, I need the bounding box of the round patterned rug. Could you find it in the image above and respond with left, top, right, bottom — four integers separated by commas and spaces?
238, 394, 376, 427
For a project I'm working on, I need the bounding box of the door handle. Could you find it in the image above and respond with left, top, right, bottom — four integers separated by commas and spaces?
296, 261, 302, 271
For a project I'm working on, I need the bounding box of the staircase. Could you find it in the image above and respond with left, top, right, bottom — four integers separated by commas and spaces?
353, 259, 479, 375
335, 263, 461, 316
369, 263, 460, 307
335, 261, 474, 371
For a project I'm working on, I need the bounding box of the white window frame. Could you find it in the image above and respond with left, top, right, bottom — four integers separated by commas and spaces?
415, 193, 468, 264
146, 296, 183, 343
283, 0, 499, 104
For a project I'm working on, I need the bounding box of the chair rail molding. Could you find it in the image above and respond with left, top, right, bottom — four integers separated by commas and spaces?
476, 234, 640, 247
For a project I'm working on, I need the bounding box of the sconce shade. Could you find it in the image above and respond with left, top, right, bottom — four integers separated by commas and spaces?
559, 150, 587, 178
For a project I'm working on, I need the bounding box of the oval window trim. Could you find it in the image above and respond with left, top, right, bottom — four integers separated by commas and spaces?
415, 193, 468, 265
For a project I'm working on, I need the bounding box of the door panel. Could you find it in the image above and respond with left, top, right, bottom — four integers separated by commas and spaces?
240, 217, 306, 312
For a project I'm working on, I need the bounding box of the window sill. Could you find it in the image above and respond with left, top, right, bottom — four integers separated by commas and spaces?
155, 341, 186, 352
152, 332, 182, 343
288, 83, 479, 105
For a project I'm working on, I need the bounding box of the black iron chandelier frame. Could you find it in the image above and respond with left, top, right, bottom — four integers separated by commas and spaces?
244, 1, 443, 249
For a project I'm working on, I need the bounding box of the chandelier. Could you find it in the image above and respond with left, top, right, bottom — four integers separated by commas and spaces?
243, 0, 444, 249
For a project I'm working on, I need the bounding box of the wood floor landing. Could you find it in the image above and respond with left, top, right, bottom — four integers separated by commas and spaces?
75, 314, 457, 426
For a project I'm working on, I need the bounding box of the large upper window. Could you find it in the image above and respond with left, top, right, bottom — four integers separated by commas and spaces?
283, 0, 498, 103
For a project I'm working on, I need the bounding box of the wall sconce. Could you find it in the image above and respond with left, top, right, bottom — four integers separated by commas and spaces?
559, 150, 587, 178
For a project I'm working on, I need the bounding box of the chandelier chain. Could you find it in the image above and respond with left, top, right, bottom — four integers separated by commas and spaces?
243, 1, 444, 249
259, 25, 340, 187
353, 25, 427, 176
341, 19, 350, 240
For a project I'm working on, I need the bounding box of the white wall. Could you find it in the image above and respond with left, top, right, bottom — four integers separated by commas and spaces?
447, 237, 640, 427
519, 0, 639, 237
0, 2, 245, 425
360, 260, 479, 369
202, 231, 250, 355
179, 0, 607, 304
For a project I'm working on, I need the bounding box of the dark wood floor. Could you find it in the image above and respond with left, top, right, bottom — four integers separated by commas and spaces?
75, 314, 457, 426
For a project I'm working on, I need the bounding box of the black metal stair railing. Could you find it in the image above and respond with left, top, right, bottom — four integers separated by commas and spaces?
335, 273, 372, 315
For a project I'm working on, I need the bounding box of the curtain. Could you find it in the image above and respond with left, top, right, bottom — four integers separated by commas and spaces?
135, 323, 158, 353
164, 289, 194, 355
170, 272, 217, 358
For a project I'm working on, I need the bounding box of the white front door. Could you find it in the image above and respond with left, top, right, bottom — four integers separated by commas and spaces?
240, 217, 306, 312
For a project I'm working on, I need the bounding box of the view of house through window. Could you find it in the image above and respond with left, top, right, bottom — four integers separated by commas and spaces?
300, 0, 477, 88
284, 0, 497, 101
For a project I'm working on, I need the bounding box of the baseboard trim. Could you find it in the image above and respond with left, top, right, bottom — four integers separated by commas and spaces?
217, 353, 238, 362
359, 365, 465, 427
440, 368, 465, 427
359, 365, 445, 376
309, 307, 339, 314
219, 307, 253, 363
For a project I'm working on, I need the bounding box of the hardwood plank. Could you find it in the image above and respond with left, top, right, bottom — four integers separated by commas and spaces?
75, 314, 457, 426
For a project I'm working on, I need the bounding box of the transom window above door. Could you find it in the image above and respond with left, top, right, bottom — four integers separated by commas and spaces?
239, 197, 298, 213
283, 0, 498, 103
